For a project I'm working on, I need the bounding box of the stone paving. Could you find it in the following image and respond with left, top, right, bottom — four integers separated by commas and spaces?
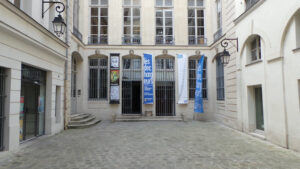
1, 121, 300, 169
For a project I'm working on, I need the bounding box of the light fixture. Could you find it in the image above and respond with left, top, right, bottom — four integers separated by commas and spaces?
218, 38, 239, 65
42, 0, 66, 37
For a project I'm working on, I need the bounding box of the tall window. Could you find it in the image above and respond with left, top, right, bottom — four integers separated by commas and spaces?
73, 0, 79, 29
156, 0, 174, 45
89, 57, 108, 100
90, 0, 108, 44
214, 0, 222, 41
188, 0, 205, 45
250, 36, 261, 62
189, 57, 207, 99
216, 56, 224, 100
123, 0, 141, 45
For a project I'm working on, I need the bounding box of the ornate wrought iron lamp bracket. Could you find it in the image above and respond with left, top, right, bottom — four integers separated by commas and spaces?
42, 0, 65, 18
221, 38, 239, 52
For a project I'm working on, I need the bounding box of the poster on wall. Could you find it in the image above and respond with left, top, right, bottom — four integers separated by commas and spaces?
177, 54, 188, 104
143, 53, 154, 104
194, 55, 205, 113
110, 53, 120, 104
19, 96, 24, 141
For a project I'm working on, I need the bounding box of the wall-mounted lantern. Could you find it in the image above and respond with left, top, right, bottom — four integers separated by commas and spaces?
218, 38, 239, 65
42, 0, 66, 37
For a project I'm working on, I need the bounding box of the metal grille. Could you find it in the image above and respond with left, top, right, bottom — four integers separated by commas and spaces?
155, 58, 175, 116
71, 57, 77, 98
189, 57, 207, 99
89, 58, 108, 100
216, 56, 224, 100
122, 58, 142, 114
0, 67, 5, 151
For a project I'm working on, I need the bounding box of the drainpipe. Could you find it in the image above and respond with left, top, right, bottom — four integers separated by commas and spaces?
63, 0, 69, 130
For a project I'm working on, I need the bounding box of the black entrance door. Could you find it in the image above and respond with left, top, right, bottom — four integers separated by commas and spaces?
155, 81, 175, 116
122, 81, 141, 114
0, 67, 5, 151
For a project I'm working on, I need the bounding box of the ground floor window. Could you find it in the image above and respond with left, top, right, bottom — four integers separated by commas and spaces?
20, 65, 46, 142
189, 57, 207, 99
216, 56, 224, 100
0, 67, 5, 150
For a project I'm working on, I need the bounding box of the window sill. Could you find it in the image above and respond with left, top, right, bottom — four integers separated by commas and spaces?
245, 59, 262, 67
292, 47, 300, 53
234, 0, 266, 25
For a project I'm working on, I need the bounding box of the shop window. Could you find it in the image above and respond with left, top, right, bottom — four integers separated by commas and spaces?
189, 57, 207, 99
55, 86, 61, 123
216, 56, 224, 100
88, 57, 108, 100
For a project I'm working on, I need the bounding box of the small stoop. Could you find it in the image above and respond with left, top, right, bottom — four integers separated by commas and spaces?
115, 115, 183, 122
68, 113, 101, 129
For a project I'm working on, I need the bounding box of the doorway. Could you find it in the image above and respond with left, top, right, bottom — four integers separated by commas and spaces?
255, 87, 264, 131
122, 58, 142, 115
155, 58, 175, 116
20, 65, 46, 142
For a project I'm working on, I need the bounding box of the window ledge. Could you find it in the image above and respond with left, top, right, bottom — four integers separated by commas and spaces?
245, 59, 262, 67
292, 47, 300, 53
234, 0, 266, 25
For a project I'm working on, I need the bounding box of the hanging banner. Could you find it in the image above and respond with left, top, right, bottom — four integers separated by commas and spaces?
177, 54, 188, 104
110, 53, 120, 104
194, 55, 205, 113
143, 53, 154, 104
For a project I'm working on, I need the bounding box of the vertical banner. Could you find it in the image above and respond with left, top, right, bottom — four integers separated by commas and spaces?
143, 53, 154, 104
194, 55, 205, 113
177, 54, 188, 104
110, 53, 120, 104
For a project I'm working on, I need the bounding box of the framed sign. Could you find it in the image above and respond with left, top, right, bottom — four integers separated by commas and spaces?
110, 53, 120, 104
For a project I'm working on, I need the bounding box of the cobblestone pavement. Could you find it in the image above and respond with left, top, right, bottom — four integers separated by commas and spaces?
1, 121, 300, 169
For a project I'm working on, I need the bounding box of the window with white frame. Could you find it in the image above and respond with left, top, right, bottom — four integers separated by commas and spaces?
216, 56, 224, 100
156, 0, 174, 45
189, 57, 207, 99
188, 0, 205, 45
123, 0, 141, 45
90, 0, 108, 44
250, 36, 261, 62
89, 57, 108, 100
213, 0, 222, 41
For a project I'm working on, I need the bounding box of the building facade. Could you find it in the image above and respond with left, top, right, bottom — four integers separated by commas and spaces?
0, 0, 300, 153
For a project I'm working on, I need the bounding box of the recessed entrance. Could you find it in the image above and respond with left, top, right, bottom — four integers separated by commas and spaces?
155, 58, 175, 116
122, 58, 142, 115
20, 65, 46, 142
0, 67, 5, 151
255, 87, 264, 131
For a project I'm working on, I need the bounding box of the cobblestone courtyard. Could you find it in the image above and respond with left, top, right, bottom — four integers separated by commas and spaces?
1, 121, 300, 169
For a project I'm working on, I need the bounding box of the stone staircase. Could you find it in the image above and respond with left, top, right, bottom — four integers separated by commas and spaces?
68, 113, 101, 129
115, 114, 184, 122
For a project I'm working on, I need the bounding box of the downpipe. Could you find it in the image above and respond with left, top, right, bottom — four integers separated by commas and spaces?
63, 0, 69, 130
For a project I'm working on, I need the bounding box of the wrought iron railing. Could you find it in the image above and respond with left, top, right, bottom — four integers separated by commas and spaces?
122, 36, 141, 45
155, 36, 174, 45
73, 26, 82, 41
214, 28, 223, 42
88, 36, 108, 45
188, 36, 207, 45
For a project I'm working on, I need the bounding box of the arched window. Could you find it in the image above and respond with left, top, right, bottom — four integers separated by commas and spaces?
88, 56, 108, 100
250, 36, 262, 62
188, 56, 207, 99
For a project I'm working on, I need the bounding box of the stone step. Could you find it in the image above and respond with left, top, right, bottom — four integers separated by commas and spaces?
115, 116, 183, 122
69, 115, 96, 125
68, 118, 101, 129
70, 114, 91, 121
70, 113, 89, 118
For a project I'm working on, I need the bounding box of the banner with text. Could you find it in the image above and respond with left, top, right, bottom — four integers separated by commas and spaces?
177, 54, 188, 104
194, 55, 205, 113
143, 53, 154, 104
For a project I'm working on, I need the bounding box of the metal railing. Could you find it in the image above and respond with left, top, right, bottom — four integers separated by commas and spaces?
122, 36, 141, 45
73, 26, 82, 41
155, 36, 174, 45
214, 28, 223, 42
188, 36, 207, 45
88, 36, 108, 45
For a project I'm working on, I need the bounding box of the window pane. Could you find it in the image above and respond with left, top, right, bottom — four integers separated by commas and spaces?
124, 17, 131, 25
165, 27, 173, 35
197, 18, 204, 26
133, 8, 140, 16
133, 17, 140, 26
189, 27, 195, 35
91, 26, 98, 34
124, 0, 131, 5
156, 0, 163, 6
91, 0, 98, 5
188, 0, 194, 6
198, 27, 204, 36
165, 0, 172, 6
90, 59, 99, 66
197, 0, 203, 6
100, 26, 108, 34
101, 8, 108, 16
197, 10, 204, 17
133, 27, 140, 34
188, 9, 195, 17
91, 17, 98, 25
101, 17, 108, 25
165, 11, 172, 17
156, 11, 163, 17
101, 0, 108, 5
156, 27, 163, 35
91, 8, 98, 16
133, 0, 140, 6
165, 18, 172, 26
156, 18, 163, 26
124, 8, 131, 16
124, 26, 131, 35
188, 18, 195, 26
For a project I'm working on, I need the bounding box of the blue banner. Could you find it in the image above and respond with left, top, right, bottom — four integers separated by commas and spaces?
143, 54, 154, 104
194, 55, 205, 113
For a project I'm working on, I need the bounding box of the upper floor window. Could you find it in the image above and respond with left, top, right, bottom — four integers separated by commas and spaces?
250, 36, 261, 62
188, 0, 205, 45
73, 0, 79, 29
89, 0, 108, 45
245, 0, 259, 10
156, 0, 174, 45
189, 57, 207, 99
89, 57, 108, 100
214, 0, 222, 42
123, 0, 141, 45
216, 56, 224, 100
